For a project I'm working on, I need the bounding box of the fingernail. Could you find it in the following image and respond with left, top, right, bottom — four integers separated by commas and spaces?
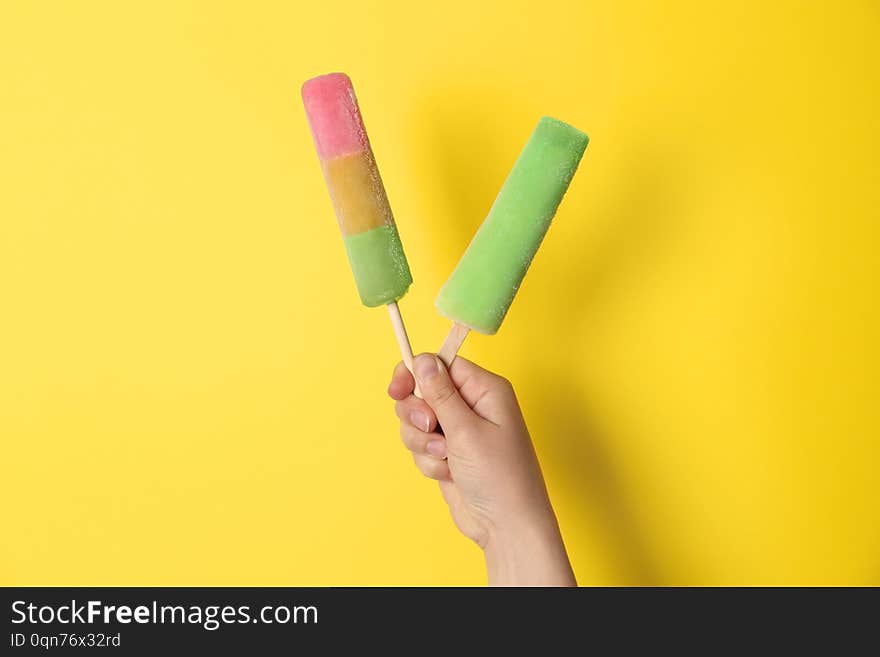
414, 354, 440, 382
410, 410, 430, 433
426, 440, 447, 459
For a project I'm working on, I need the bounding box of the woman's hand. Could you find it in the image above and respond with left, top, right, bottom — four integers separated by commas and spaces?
388, 353, 576, 586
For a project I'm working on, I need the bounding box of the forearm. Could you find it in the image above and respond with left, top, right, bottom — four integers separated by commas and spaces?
484, 513, 576, 587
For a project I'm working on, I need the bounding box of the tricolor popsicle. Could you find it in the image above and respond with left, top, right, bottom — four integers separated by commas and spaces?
302, 73, 417, 378
436, 116, 589, 365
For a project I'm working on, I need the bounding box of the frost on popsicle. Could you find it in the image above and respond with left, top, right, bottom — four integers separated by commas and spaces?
436, 116, 589, 334
302, 72, 412, 307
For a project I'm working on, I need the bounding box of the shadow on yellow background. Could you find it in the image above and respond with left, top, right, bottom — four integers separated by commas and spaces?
1, 1, 877, 585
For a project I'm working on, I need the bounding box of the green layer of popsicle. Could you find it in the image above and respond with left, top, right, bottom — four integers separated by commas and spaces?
343, 224, 412, 307
435, 116, 589, 334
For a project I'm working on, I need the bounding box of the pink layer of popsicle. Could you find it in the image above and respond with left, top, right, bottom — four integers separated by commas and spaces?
302, 73, 368, 160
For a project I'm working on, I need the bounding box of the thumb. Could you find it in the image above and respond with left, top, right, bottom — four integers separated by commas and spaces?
412, 353, 477, 435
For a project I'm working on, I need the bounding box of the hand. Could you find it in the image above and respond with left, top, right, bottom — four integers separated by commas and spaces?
388, 353, 576, 586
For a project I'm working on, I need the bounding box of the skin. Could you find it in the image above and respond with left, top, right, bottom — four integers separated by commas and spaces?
388, 353, 576, 586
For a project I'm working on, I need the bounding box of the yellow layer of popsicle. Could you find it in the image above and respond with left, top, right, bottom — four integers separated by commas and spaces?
322, 151, 393, 235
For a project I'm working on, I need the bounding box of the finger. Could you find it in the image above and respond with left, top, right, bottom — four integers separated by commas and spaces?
387, 361, 415, 400
447, 356, 515, 409
394, 396, 438, 433
412, 353, 478, 435
412, 453, 451, 481
399, 424, 447, 457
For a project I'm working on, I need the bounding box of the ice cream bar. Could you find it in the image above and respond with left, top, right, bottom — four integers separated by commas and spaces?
302, 73, 418, 388
302, 72, 412, 307
436, 117, 589, 363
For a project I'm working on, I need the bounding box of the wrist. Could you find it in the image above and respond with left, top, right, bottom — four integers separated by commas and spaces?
483, 510, 576, 587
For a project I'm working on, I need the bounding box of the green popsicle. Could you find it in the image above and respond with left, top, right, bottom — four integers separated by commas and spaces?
436, 116, 588, 359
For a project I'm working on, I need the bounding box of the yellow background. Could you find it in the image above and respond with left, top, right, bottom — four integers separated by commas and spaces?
1, 1, 878, 585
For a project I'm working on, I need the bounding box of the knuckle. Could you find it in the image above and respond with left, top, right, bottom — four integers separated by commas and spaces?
395, 398, 413, 418
493, 374, 514, 395
426, 380, 456, 407
414, 454, 445, 480
402, 427, 421, 449
425, 462, 447, 480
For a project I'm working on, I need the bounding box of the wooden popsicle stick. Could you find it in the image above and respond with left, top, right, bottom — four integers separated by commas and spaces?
387, 302, 421, 398
438, 322, 470, 368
